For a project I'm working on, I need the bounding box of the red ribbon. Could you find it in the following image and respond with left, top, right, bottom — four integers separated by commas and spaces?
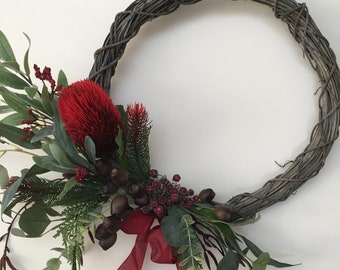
118, 210, 183, 270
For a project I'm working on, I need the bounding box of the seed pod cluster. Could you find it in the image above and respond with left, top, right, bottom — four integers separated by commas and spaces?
127, 183, 150, 206
95, 194, 130, 251
95, 160, 129, 194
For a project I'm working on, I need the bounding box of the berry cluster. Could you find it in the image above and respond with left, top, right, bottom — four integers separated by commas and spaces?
141, 170, 199, 217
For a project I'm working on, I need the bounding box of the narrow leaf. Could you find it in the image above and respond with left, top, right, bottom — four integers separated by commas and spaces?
41, 85, 53, 116
30, 126, 53, 143
57, 70, 68, 88
253, 252, 270, 270
0, 164, 9, 188
239, 235, 297, 268
52, 101, 94, 172
0, 122, 41, 149
23, 32, 31, 76
24, 86, 37, 98
1, 112, 33, 126
57, 178, 76, 200
0, 66, 29, 89
49, 142, 75, 168
0, 30, 16, 61
33, 155, 75, 174
0, 86, 29, 114
0, 61, 20, 72
84, 136, 96, 164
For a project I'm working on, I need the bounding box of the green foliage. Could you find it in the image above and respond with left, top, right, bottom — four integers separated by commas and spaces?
43, 258, 62, 270
0, 164, 9, 188
0, 65, 29, 89
55, 202, 100, 270
52, 102, 95, 173
84, 136, 96, 164
0, 30, 16, 62
23, 32, 31, 76
57, 70, 68, 88
18, 203, 51, 237
238, 234, 297, 268
1, 165, 48, 215
217, 250, 239, 270
161, 206, 203, 269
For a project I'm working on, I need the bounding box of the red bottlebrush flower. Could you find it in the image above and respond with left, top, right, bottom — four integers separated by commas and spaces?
58, 80, 122, 157
74, 167, 88, 183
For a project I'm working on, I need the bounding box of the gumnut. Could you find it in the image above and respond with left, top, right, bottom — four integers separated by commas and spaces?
95, 159, 113, 179
102, 216, 122, 234
214, 205, 234, 222
199, 188, 216, 203
111, 194, 129, 216
110, 168, 129, 186
102, 182, 119, 194
94, 224, 111, 240
99, 232, 117, 251
134, 192, 150, 206
127, 183, 144, 198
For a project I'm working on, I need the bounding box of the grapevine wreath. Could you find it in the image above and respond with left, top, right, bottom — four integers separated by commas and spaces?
0, 0, 339, 269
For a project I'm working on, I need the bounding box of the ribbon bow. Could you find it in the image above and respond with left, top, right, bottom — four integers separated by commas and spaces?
118, 210, 183, 270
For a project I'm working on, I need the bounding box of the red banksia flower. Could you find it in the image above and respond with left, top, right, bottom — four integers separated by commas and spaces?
58, 80, 122, 157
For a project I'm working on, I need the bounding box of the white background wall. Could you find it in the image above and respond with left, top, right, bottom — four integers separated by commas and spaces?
0, 0, 339, 269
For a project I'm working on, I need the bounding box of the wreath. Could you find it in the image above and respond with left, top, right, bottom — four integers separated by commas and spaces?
0, 0, 339, 269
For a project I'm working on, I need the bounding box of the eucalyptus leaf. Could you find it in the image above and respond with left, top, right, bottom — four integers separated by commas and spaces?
253, 252, 270, 270
11, 227, 27, 237
217, 250, 239, 270
0, 30, 16, 62
84, 136, 96, 164
45, 258, 62, 270
0, 164, 9, 188
23, 32, 31, 76
0, 121, 41, 149
0, 66, 29, 89
44, 207, 60, 217
161, 211, 186, 247
19, 203, 50, 237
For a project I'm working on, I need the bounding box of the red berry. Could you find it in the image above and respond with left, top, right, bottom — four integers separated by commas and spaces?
172, 174, 181, 182
171, 194, 179, 203
193, 195, 200, 202
155, 205, 163, 215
